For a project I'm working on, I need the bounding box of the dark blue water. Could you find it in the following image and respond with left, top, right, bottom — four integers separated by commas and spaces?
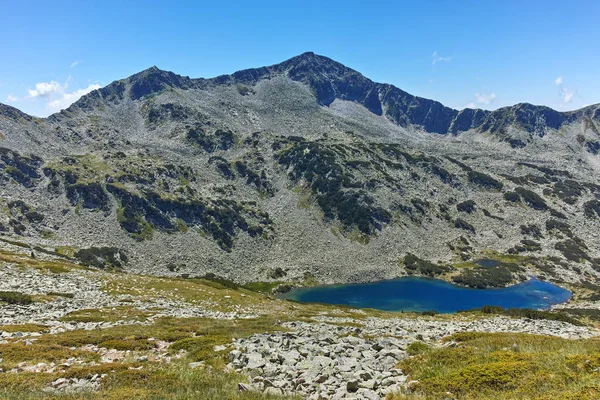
283, 277, 571, 313
475, 259, 501, 268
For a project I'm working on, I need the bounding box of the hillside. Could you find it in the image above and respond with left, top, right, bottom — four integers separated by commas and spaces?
1, 52, 600, 289
1, 244, 599, 399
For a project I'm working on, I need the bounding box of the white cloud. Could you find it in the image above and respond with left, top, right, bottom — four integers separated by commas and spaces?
28, 81, 63, 98
474, 92, 497, 105
19, 77, 101, 115
554, 76, 576, 104
460, 92, 497, 110
559, 87, 575, 103
47, 84, 101, 113
70, 60, 83, 68
5, 94, 18, 103
432, 51, 451, 65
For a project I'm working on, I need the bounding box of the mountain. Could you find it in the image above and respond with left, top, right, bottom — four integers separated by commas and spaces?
1, 52, 600, 289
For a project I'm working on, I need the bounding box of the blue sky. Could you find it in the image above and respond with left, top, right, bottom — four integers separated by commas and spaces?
1, 0, 598, 117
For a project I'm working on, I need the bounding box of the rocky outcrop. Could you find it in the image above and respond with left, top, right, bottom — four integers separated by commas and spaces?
227, 317, 597, 398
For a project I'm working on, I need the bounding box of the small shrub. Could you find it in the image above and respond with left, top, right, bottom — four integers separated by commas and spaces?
236, 84, 255, 96
407, 341, 429, 355
421, 310, 438, 316
452, 264, 522, 288
403, 253, 451, 277
98, 339, 154, 351
47, 292, 75, 298
546, 219, 573, 237
504, 191, 520, 202
74, 247, 128, 269
457, 200, 476, 213
269, 267, 287, 279
468, 171, 503, 190
520, 239, 541, 251
416, 361, 534, 395
0, 291, 33, 305
170, 336, 229, 362
555, 239, 589, 262
514, 187, 547, 210
584, 199, 600, 219
198, 273, 240, 290
520, 224, 542, 238
455, 218, 476, 233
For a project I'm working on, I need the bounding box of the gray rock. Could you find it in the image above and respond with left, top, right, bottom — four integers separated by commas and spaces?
346, 379, 360, 393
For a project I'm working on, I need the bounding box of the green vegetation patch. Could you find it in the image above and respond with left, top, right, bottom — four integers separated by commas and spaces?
0, 341, 99, 369
0, 324, 48, 333
108, 184, 273, 250
60, 306, 157, 323
508, 239, 541, 254
454, 218, 476, 233
549, 179, 587, 204
208, 156, 235, 180
0, 250, 76, 273
456, 200, 476, 213
518, 162, 572, 178
186, 125, 235, 152
397, 332, 600, 400
520, 224, 543, 238
584, 199, 600, 219
555, 239, 589, 262
144, 102, 193, 124
66, 182, 111, 211
514, 187, 548, 210
452, 261, 524, 288
276, 139, 391, 235
403, 253, 452, 277
234, 160, 274, 195
0, 291, 33, 305
546, 219, 573, 237
467, 170, 503, 190
74, 246, 128, 269
0, 147, 43, 188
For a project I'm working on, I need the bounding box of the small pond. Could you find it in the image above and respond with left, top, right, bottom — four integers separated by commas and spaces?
282, 277, 571, 313
474, 259, 502, 268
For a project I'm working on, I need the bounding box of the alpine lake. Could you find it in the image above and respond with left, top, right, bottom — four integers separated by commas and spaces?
282, 276, 571, 313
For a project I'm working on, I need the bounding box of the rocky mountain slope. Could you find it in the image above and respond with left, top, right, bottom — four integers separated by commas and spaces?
1, 52, 600, 287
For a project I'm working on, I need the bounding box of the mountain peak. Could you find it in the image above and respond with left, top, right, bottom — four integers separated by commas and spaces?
40, 53, 600, 136
128, 66, 194, 100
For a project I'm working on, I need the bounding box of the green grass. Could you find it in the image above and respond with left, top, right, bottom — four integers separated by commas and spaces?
0, 315, 298, 399
0, 291, 33, 305
395, 332, 600, 400
59, 306, 158, 323
36, 316, 285, 356
0, 361, 301, 400
242, 281, 283, 293
0, 324, 48, 333
54, 246, 77, 257
0, 341, 99, 369
0, 250, 80, 273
